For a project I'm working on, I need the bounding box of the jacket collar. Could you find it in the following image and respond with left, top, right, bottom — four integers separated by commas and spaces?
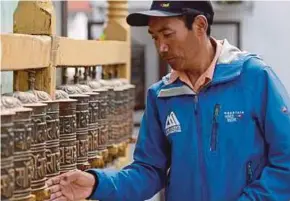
158, 39, 257, 98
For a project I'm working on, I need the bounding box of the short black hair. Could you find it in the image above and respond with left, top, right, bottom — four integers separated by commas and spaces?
184, 14, 211, 36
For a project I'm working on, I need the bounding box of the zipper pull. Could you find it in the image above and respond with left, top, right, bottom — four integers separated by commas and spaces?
247, 161, 253, 184
213, 104, 221, 120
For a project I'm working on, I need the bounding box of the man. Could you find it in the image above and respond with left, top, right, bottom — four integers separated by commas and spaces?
47, 1, 290, 201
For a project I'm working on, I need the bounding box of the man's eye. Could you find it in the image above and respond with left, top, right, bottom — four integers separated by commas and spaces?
152, 36, 157, 40
164, 32, 173, 38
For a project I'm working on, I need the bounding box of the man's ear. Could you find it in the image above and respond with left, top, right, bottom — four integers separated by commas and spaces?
193, 15, 208, 36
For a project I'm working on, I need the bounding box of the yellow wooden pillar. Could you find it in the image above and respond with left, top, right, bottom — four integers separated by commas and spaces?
13, 0, 56, 98
104, 0, 131, 81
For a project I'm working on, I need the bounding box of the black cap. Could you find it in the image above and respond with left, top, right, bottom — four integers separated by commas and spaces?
127, 1, 214, 27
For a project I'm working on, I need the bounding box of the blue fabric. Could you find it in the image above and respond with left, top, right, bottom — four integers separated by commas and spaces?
89, 54, 290, 201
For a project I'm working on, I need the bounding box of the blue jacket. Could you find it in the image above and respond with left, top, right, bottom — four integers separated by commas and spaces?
89, 40, 290, 201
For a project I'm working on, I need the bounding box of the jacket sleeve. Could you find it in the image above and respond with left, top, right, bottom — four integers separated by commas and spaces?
239, 66, 290, 201
88, 87, 171, 201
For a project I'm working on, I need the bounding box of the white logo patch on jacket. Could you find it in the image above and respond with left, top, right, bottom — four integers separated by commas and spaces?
165, 112, 181, 136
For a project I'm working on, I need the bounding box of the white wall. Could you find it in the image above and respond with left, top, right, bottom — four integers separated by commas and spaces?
242, 1, 290, 93
129, 1, 290, 94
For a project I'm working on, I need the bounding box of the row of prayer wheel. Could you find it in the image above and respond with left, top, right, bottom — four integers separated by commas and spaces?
1, 68, 135, 201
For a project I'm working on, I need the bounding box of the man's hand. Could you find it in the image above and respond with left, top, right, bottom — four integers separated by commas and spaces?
46, 169, 96, 201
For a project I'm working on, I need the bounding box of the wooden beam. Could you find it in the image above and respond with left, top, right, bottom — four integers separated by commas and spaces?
12, 0, 56, 98
54, 37, 129, 66
1, 34, 51, 71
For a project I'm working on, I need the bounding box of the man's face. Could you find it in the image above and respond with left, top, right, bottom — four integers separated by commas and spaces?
148, 16, 204, 71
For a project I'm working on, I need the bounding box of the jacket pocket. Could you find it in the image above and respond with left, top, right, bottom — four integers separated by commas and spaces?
210, 104, 221, 152
246, 161, 254, 184
246, 157, 265, 185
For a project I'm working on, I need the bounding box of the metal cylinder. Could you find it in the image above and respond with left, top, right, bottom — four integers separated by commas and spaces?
1, 96, 35, 201
113, 87, 123, 144
57, 99, 77, 173
23, 103, 48, 201
92, 88, 109, 160
85, 92, 101, 167
1, 111, 15, 201
43, 101, 60, 179
12, 107, 35, 201
68, 94, 90, 171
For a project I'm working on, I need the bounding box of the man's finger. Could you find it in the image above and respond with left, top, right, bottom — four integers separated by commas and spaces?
50, 191, 63, 200
59, 169, 81, 184
50, 196, 67, 201
48, 184, 61, 193
46, 176, 61, 187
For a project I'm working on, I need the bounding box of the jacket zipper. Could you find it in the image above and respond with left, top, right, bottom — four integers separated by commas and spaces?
210, 104, 220, 152
194, 95, 208, 201
247, 161, 253, 184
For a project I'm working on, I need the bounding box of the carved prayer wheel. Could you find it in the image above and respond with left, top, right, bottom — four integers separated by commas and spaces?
23, 103, 48, 200
31, 89, 60, 179
92, 88, 109, 162
1, 110, 15, 201
55, 90, 77, 173
8, 91, 49, 201
1, 96, 35, 201
128, 84, 136, 139
43, 101, 60, 178
68, 94, 90, 170
12, 107, 35, 201
85, 92, 103, 168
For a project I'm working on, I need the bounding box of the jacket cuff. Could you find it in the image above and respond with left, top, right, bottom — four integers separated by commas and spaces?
85, 169, 99, 199
84, 169, 116, 200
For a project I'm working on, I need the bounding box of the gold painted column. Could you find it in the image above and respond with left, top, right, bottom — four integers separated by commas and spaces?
13, 0, 56, 98
104, 0, 131, 81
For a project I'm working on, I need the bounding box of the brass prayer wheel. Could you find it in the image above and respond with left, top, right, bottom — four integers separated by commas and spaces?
55, 90, 77, 173
4, 92, 49, 200
12, 107, 35, 201
43, 101, 60, 178
68, 94, 90, 171
23, 103, 48, 201
85, 92, 103, 168
30, 88, 60, 179
1, 110, 15, 201
1, 96, 35, 201
92, 88, 109, 163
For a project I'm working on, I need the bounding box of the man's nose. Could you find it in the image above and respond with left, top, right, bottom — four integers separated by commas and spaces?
159, 42, 169, 53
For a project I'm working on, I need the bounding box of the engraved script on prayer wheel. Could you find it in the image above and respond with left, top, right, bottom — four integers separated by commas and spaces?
92, 88, 109, 151
1, 96, 34, 201
43, 101, 60, 178
12, 107, 35, 201
1, 111, 15, 201
56, 96, 77, 173
23, 103, 48, 200
85, 92, 100, 167
30, 88, 60, 179
69, 94, 90, 170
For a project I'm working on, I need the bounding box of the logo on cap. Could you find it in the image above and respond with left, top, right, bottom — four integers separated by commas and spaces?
160, 3, 170, 8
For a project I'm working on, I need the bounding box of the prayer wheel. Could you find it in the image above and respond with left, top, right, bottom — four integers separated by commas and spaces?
1, 110, 15, 201
55, 90, 77, 173
1, 96, 35, 201
91, 88, 109, 163
7, 92, 49, 201
57, 72, 91, 171
23, 103, 48, 200
30, 89, 60, 179
68, 94, 90, 170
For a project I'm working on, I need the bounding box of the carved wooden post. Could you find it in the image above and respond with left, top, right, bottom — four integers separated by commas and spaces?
105, 0, 131, 81
13, 0, 56, 98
